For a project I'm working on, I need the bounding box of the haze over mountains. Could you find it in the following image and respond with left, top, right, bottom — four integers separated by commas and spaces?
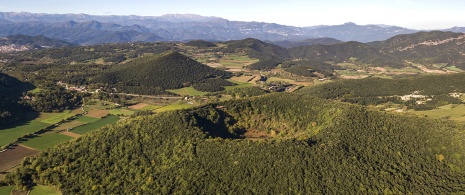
0, 11, 454, 45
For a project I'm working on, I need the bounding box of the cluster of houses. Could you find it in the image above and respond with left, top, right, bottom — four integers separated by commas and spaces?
0, 44, 31, 53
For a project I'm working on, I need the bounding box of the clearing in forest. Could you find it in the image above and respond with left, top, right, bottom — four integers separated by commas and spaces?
86, 109, 110, 118
128, 103, 149, 110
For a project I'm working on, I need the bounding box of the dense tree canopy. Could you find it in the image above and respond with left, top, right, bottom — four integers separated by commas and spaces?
6, 93, 465, 194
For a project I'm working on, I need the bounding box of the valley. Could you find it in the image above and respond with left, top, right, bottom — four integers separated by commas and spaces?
1, 29, 465, 194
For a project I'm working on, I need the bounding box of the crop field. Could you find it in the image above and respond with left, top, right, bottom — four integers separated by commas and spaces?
20, 133, 73, 151
155, 102, 195, 112
224, 79, 254, 90
109, 108, 136, 116
0, 186, 14, 195
0, 121, 49, 148
39, 111, 76, 124
266, 77, 313, 86
0, 145, 39, 176
76, 115, 100, 123
72, 115, 120, 135
411, 104, 465, 121
167, 86, 209, 96
229, 75, 256, 83
128, 103, 149, 110
219, 54, 258, 69
86, 109, 110, 118
30, 185, 61, 195
51, 121, 86, 131
140, 105, 161, 111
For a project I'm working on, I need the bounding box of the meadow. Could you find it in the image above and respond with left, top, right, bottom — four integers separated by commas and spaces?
71, 115, 120, 135
20, 133, 73, 151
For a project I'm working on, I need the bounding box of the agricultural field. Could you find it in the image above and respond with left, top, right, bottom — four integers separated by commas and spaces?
30, 185, 61, 195
71, 115, 120, 135
109, 108, 136, 116
0, 186, 14, 195
51, 121, 86, 131
218, 54, 259, 71
167, 86, 209, 96
85, 109, 110, 118
140, 105, 161, 111
75, 116, 100, 123
155, 102, 195, 112
0, 145, 39, 180
411, 104, 465, 121
0, 121, 49, 147
20, 133, 73, 151
39, 111, 77, 125
224, 79, 254, 90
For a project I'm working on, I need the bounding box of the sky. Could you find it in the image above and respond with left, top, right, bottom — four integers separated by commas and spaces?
0, 0, 464, 29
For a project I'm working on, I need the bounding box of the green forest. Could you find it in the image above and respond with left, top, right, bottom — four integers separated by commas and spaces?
5, 93, 465, 194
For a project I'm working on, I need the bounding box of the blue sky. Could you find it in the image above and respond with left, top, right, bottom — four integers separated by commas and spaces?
0, 0, 464, 29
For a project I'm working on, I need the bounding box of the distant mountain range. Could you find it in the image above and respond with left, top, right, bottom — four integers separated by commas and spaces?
0, 12, 464, 46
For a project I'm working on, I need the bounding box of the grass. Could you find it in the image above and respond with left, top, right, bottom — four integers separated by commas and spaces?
412, 104, 465, 122
39, 111, 76, 124
0, 186, 14, 195
109, 108, 136, 116
21, 133, 73, 151
30, 185, 61, 195
28, 87, 42, 94
219, 54, 258, 68
0, 120, 50, 147
445, 66, 463, 72
75, 115, 100, 123
224, 79, 254, 90
167, 86, 209, 96
156, 102, 195, 112
72, 115, 120, 135
140, 105, 162, 111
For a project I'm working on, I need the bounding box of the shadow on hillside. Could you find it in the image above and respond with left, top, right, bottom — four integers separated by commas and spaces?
0, 111, 40, 131
193, 108, 244, 139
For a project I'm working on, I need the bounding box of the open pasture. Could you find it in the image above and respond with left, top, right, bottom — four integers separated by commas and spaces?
20, 133, 73, 151
72, 115, 120, 135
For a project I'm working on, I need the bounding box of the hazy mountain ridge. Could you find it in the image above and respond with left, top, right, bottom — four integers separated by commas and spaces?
290, 31, 465, 68
0, 12, 430, 44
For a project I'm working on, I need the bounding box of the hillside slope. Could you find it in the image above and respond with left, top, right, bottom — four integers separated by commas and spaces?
290, 31, 465, 69
7, 93, 465, 194
0, 73, 34, 125
91, 51, 233, 94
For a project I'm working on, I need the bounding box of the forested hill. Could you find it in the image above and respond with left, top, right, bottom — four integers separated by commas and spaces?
7, 93, 465, 194
0, 34, 75, 47
289, 31, 465, 69
221, 38, 290, 60
91, 51, 233, 94
299, 73, 465, 110
0, 72, 34, 125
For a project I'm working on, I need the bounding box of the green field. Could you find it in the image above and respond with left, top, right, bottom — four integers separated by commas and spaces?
30, 185, 61, 195
167, 86, 209, 96
0, 121, 50, 147
412, 104, 465, 121
224, 79, 254, 90
21, 133, 73, 151
445, 66, 463, 72
72, 115, 120, 135
0, 186, 14, 195
39, 111, 76, 124
75, 115, 100, 123
155, 102, 195, 112
219, 55, 258, 68
140, 105, 162, 111
109, 108, 136, 116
